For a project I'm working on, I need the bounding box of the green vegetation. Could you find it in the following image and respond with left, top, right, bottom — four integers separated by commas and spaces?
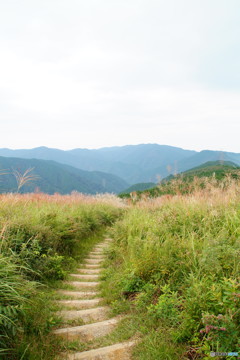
119, 161, 240, 200
165, 161, 239, 181
0, 193, 122, 359
102, 181, 240, 359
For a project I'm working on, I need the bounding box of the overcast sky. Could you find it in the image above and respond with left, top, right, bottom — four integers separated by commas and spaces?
0, 0, 239, 152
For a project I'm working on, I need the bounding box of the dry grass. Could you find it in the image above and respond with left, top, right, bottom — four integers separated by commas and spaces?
0, 191, 126, 207
135, 176, 240, 209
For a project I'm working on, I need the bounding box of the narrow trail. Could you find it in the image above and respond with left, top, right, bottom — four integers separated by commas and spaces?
53, 238, 135, 360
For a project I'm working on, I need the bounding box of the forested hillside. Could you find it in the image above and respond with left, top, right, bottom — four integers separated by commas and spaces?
0, 156, 128, 194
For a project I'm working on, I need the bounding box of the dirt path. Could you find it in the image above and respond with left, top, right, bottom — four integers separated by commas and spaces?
53, 238, 135, 359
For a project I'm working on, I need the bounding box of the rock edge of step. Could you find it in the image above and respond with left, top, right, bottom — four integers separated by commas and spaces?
61, 341, 136, 360
53, 317, 120, 341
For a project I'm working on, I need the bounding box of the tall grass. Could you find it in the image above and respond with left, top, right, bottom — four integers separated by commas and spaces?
120, 173, 240, 201
0, 256, 36, 356
103, 180, 240, 359
0, 192, 123, 358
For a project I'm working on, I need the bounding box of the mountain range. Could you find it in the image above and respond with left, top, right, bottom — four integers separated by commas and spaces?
0, 144, 239, 194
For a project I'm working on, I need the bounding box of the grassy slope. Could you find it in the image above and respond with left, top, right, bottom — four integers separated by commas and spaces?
165, 160, 240, 181
102, 182, 240, 359
119, 161, 240, 199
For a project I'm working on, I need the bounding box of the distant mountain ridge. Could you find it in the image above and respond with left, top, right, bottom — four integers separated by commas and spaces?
0, 156, 128, 194
121, 182, 156, 194
0, 144, 239, 185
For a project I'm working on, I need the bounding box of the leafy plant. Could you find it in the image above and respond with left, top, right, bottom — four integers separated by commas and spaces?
147, 285, 180, 325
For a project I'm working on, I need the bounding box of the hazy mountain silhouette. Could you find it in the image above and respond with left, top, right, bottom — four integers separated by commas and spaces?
0, 145, 239, 185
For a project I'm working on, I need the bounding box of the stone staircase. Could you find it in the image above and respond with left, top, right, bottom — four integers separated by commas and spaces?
53, 239, 135, 359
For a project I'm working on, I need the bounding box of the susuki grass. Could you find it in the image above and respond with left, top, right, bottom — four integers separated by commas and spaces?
120, 170, 240, 201
102, 180, 240, 359
0, 192, 123, 359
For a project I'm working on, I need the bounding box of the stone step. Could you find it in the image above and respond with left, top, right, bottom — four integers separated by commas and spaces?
57, 290, 98, 299
65, 281, 99, 290
87, 258, 105, 262
57, 299, 103, 309
93, 245, 108, 249
83, 264, 102, 269
63, 341, 135, 360
70, 274, 100, 281
53, 317, 120, 341
77, 269, 102, 274
92, 246, 108, 251
85, 259, 104, 264
90, 251, 105, 255
88, 255, 106, 259
96, 240, 111, 246
57, 306, 109, 322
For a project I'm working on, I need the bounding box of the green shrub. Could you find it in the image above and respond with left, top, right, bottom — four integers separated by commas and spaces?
147, 285, 180, 326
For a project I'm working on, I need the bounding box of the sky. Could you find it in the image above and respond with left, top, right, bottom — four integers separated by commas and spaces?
0, 0, 240, 152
